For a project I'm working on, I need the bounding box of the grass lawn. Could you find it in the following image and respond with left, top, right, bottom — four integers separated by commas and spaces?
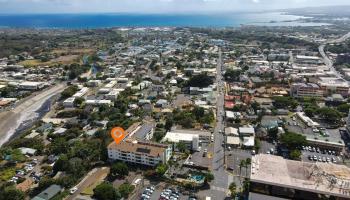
19, 54, 82, 67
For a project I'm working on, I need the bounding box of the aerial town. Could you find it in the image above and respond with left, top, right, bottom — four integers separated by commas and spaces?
1, 21, 350, 200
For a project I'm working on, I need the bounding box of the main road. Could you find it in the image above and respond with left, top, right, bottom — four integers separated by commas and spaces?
210, 48, 232, 196
319, 32, 350, 79
0, 83, 66, 146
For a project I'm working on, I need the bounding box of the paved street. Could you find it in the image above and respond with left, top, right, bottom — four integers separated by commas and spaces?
211, 48, 232, 198
319, 32, 350, 79
66, 167, 109, 200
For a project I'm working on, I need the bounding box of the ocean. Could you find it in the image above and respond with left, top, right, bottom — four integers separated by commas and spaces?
0, 12, 329, 28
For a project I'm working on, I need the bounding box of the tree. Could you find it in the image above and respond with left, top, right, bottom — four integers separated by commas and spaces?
224, 69, 241, 82
164, 118, 173, 131
60, 85, 78, 100
304, 107, 316, 117
290, 149, 302, 160
242, 178, 250, 196
317, 107, 342, 124
153, 130, 165, 142
245, 158, 251, 177
192, 106, 205, 120
179, 117, 194, 128
229, 182, 237, 198
267, 127, 278, 141
0, 185, 25, 200
280, 132, 307, 150
53, 154, 69, 173
337, 103, 350, 113
273, 96, 298, 110
204, 173, 214, 183
176, 141, 187, 153
186, 73, 213, 88
254, 138, 261, 152
74, 97, 85, 107
155, 164, 168, 177
110, 162, 129, 178
93, 182, 120, 200
239, 160, 246, 176
118, 183, 135, 198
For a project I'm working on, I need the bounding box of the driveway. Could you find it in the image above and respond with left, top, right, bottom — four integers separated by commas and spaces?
65, 167, 109, 200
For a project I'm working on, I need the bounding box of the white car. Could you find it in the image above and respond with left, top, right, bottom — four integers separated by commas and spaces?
70, 187, 78, 194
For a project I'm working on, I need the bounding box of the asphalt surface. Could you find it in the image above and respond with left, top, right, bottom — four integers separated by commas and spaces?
301, 149, 342, 164
66, 167, 109, 200
211, 48, 231, 197
319, 32, 350, 79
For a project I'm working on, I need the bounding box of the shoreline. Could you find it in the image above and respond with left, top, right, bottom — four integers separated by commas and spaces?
0, 12, 330, 29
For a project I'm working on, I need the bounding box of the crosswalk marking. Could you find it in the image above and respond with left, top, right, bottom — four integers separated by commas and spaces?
211, 186, 229, 193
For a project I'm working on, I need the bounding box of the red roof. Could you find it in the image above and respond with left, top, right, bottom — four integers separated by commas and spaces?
225, 101, 235, 109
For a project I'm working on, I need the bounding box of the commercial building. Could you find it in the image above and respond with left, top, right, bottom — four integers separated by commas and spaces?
296, 112, 320, 127
318, 77, 350, 97
295, 55, 322, 65
250, 154, 350, 200
107, 141, 172, 167
162, 129, 211, 151
290, 83, 323, 98
19, 81, 45, 90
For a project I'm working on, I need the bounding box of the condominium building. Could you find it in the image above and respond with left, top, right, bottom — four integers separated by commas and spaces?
290, 83, 323, 98
107, 141, 172, 167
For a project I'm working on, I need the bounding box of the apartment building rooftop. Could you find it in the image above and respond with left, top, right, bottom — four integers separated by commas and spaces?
108, 141, 169, 158
251, 154, 350, 199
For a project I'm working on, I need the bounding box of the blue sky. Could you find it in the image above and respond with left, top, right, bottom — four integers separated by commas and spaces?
0, 0, 349, 14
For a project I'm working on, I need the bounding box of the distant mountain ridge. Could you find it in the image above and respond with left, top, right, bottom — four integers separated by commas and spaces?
284, 5, 350, 17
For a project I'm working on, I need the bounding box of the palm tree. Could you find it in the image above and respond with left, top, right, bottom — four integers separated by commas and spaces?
245, 158, 251, 177
229, 182, 237, 198
239, 160, 246, 176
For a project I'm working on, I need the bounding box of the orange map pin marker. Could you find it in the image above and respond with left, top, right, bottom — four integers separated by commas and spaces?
111, 127, 126, 144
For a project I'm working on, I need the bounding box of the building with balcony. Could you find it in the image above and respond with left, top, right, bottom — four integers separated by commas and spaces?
107, 141, 171, 167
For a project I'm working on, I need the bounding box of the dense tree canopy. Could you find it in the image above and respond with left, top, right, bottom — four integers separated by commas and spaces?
60, 85, 79, 100
273, 96, 298, 110
118, 183, 134, 199
0, 185, 25, 200
93, 182, 121, 200
110, 162, 129, 178
280, 132, 307, 150
317, 107, 342, 124
224, 69, 241, 82
186, 73, 213, 88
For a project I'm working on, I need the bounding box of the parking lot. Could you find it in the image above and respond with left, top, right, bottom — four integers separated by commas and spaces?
226, 149, 252, 177
185, 143, 213, 169
301, 146, 343, 164
139, 184, 192, 200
